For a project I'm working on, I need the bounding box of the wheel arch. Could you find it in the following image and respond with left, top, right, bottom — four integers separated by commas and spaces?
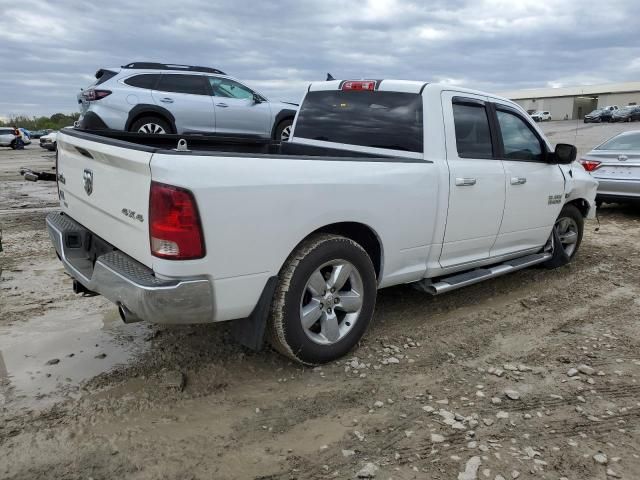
271, 109, 297, 139
288, 222, 384, 280
125, 104, 177, 133
565, 198, 592, 218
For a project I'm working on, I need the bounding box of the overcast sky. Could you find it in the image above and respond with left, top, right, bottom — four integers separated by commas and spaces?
1, 0, 639, 118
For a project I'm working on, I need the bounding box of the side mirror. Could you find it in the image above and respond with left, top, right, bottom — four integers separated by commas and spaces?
553, 143, 577, 164
253, 93, 263, 104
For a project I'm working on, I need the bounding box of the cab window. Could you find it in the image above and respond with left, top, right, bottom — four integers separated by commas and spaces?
452, 102, 493, 158
209, 78, 254, 100
496, 110, 544, 161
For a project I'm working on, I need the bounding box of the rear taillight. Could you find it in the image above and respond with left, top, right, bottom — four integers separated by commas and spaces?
149, 182, 204, 260
579, 159, 602, 172
82, 89, 111, 101
342, 80, 376, 91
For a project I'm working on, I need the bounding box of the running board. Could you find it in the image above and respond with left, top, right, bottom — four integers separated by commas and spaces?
418, 252, 552, 295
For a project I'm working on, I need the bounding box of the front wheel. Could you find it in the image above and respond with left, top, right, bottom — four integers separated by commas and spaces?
268, 234, 377, 365
543, 204, 584, 269
274, 119, 293, 142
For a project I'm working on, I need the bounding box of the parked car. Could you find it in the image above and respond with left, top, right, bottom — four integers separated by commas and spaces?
0, 127, 15, 147
531, 111, 552, 122
29, 129, 54, 139
610, 106, 638, 122
48, 79, 597, 364
584, 109, 606, 123
77, 62, 298, 141
580, 130, 640, 205
0, 127, 31, 147
39, 131, 58, 151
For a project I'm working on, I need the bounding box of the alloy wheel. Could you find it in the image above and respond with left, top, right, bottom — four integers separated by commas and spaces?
138, 123, 166, 134
299, 260, 364, 345
554, 216, 579, 257
281, 125, 292, 141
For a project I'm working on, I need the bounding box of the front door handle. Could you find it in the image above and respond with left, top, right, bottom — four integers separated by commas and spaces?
510, 177, 527, 185
160, 97, 174, 103
215, 103, 228, 108
455, 177, 477, 186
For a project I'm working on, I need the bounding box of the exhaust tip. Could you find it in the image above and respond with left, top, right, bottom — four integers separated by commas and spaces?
118, 303, 142, 324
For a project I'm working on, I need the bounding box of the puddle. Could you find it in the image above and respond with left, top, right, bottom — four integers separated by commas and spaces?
0, 306, 150, 411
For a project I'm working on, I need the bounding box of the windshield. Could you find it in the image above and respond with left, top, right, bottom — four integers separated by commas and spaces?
596, 132, 640, 151
294, 90, 424, 153
588, 110, 601, 115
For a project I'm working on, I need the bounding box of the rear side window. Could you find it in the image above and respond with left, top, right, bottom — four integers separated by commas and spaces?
0, 128, 14, 134
294, 91, 423, 153
452, 102, 493, 158
124, 74, 160, 89
156, 74, 208, 95
95, 69, 118, 86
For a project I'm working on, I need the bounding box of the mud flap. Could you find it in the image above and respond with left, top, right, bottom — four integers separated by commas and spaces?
230, 276, 278, 351
552, 225, 570, 264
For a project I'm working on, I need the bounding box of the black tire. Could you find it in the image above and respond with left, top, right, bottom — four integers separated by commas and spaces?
129, 116, 172, 134
274, 118, 293, 142
543, 204, 584, 269
268, 234, 377, 365
9, 140, 16, 149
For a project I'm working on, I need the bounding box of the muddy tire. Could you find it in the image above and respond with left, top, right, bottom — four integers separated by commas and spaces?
543, 204, 584, 269
267, 234, 377, 365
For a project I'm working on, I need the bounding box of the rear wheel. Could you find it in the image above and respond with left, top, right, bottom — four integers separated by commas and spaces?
543, 204, 584, 269
268, 234, 377, 365
130, 116, 171, 134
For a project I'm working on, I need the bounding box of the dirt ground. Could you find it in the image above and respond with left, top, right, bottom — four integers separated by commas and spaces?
1, 122, 639, 480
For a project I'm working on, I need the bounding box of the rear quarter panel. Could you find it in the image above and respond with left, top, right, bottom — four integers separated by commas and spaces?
150, 153, 441, 292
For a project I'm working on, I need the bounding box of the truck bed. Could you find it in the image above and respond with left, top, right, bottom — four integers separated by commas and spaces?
68, 129, 400, 160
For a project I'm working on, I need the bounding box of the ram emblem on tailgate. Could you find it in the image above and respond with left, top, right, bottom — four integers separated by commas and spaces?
83, 168, 93, 196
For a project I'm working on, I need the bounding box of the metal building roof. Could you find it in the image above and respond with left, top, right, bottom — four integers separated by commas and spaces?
498, 81, 640, 100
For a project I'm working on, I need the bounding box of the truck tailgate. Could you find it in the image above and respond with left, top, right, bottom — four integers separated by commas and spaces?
57, 130, 154, 267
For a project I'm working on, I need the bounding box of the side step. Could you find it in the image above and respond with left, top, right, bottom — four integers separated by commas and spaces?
419, 252, 552, 295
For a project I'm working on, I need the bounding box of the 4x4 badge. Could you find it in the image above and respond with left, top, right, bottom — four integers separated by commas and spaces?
83, 168, 93, 196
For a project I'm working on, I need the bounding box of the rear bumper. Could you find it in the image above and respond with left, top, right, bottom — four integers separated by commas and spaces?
78, 111, 110, 131
594, 177, 640, 200
46, 211, 215, 324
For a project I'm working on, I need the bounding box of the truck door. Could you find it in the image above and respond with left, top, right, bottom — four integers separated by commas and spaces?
439, 92, 506, 268
489, 102, 565, 257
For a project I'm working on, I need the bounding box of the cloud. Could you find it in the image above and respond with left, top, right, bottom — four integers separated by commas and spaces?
0, 0, 639, 116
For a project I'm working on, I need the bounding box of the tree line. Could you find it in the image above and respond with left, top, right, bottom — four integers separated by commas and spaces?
0, 113, 80, 131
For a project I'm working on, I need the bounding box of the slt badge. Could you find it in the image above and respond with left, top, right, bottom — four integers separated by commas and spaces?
83, 168, 94, 196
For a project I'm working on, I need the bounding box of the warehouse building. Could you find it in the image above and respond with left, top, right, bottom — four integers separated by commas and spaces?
498, 81, 640, 120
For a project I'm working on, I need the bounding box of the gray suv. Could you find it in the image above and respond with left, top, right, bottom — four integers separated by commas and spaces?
78, 62, 298, 141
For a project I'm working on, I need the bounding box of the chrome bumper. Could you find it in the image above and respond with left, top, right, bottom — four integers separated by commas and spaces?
46, 212, 214, 324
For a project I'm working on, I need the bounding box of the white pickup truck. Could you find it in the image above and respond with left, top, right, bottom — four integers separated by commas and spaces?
47, 79, 597, 364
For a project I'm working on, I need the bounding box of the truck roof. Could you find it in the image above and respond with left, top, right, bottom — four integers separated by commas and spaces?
308, 80, 511, 102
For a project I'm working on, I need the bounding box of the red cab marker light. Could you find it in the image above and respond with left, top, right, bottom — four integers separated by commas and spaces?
342, 81, 376, 91
579, 159, 601, 172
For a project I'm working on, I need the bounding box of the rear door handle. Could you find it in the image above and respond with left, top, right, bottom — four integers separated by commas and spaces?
215, 103, 228, 108
455, 177, 477, 186
510, 177, 527, 185
160, 97, 174, 103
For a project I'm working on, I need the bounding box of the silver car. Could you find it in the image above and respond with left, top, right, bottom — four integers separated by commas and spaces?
580, 130, 640, 205
0, 127, 15, 147
77, 62, 298, 141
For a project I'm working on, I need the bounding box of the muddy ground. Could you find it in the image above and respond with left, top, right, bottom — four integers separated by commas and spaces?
1, 122, 639, 480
